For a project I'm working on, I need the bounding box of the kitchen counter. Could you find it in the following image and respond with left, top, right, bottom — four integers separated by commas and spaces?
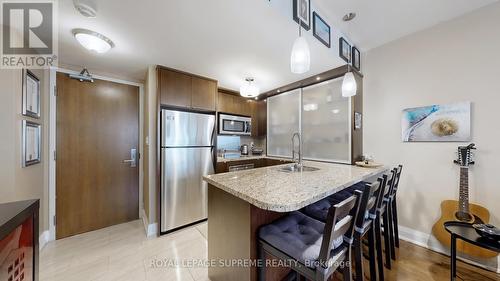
205, 161, 387, 281
204, 161, 386, 212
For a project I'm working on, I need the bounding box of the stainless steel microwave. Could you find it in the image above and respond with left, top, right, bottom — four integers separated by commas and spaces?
219, 114, 251, 135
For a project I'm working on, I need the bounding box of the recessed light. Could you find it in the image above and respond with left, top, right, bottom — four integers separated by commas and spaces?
72, 28, 114, 53
343, 13, 356, 22
277, 89, 281, 93
316, 76, 321, 81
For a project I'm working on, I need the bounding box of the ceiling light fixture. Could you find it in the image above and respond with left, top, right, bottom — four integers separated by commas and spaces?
73, 28, 114, 53
342, 65, 357, 97
240, 78, 260, 98
290, 21, 310, 74
342, 13, 356, 22
73, 0, 97, 18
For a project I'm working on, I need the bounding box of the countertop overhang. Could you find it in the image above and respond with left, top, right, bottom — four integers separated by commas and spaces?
204, 161, 387, 212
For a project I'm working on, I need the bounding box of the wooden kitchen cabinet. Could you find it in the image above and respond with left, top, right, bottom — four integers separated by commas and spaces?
158, 67, 217, 111
159, 68, 192, 107
192, 76, 217, 111
215, 158, 292, 173
217, 91, 236, 113
250, 100, 267, 137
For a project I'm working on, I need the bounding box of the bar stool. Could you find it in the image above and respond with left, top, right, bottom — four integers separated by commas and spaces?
257, 192, 362, 281
389, 165, 403, 249
374, 173, 393, 280
302, 179, 385, 281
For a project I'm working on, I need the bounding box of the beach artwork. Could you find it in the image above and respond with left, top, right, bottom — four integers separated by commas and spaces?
402, 102, 471, 142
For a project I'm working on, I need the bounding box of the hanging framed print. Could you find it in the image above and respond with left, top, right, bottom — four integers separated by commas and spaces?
293, 0, 311, 30
352, 46, 361, 71
22, 69, 41, 118
339, 37, 351, 63
313, 12, 330, 48
22, 120, 41, 167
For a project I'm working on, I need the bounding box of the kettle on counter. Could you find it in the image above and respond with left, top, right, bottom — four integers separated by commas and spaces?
240, 144, 249, 155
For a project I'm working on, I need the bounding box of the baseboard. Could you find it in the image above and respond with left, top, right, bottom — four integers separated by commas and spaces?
39, 230, 50, 250
398, 225, 499, 273
140, 209, 158, 237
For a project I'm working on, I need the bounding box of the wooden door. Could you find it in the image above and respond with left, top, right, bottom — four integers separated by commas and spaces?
192, 76, 217, 111
56, 73, 139, 239
159, 68, 192, 107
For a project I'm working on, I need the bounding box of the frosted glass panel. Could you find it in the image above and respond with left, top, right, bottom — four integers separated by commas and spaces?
302, 78, 351, 163
267, 89, 301, 158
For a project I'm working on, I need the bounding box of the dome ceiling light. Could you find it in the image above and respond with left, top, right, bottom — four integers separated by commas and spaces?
73, 28, 115, 54
240, 78, 260, 98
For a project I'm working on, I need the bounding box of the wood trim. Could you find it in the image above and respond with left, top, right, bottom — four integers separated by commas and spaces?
351, 71, 363, 163
156, 66, 162, 236
261, 65, 363, 100
156, 65, 217, 83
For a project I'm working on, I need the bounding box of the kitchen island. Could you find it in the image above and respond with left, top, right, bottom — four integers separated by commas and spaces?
203, 161, 386, 281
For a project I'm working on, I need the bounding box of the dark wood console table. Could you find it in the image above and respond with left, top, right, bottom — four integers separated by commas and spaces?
0, 200, 40, 281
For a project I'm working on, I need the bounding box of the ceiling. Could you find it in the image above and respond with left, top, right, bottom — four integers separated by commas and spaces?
58, 0, 497, 91
314, 0, 497, 50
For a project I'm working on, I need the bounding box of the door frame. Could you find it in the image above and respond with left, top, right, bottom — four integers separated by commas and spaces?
48, 67, 144, 241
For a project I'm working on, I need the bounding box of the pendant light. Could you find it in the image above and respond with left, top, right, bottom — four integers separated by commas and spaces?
342, 65, 357, 97
290, 21, 310, 74
240, 78, 260, 98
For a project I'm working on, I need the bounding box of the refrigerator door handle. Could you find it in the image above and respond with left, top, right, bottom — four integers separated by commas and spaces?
211, 146, 216, 171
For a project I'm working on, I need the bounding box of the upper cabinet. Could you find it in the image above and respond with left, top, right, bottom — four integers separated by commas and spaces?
217, 91, 237, 113
157, 66, 266, 136
158, 67, 217, 111
192, 76, 217, 111
216, 91, 252, 116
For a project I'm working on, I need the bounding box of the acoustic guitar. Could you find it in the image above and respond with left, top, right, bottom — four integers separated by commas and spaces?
432, 144, 498, 258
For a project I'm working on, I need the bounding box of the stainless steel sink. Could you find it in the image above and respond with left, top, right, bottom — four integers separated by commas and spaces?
279, 164, 320, 173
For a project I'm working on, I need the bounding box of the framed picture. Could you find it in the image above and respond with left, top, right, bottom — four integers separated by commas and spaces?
293, 0, 311, 30
401, 102, 471, 142
354, 112, 362, 130
22, 69, 41, 118
312, 12, 330, 48
22, 120, 41, 167
352, 46, 361, 71
339, 37, 351, 63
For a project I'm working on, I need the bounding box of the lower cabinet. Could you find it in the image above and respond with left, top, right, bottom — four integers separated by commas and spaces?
215, 158, 292, 174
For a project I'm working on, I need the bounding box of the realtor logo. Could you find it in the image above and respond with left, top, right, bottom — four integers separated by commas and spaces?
1, 1, 57, 68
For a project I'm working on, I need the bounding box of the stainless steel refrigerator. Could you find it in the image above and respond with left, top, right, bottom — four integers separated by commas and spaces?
160, 109, 215, 234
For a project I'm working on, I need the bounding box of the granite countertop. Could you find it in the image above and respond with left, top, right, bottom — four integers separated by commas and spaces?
204, 161, 387, 212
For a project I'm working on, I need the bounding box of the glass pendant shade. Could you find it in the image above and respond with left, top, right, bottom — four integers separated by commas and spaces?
342, 72, 357, 97
290, 36, 310, 74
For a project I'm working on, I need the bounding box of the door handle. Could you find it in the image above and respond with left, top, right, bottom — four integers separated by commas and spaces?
123, 148, 137, 167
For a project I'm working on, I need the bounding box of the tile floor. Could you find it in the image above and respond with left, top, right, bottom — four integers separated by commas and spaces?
40, 220, 209, 281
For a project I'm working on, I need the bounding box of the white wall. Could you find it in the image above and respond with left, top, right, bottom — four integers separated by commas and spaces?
144, 66, 157, 227
364, 3, 500, 269
0, 69, 50, 234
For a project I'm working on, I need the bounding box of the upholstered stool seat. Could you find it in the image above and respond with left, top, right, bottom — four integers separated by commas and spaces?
258, 211, 344, 268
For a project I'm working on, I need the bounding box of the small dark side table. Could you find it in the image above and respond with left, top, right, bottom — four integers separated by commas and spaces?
444, 221, 500, 281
